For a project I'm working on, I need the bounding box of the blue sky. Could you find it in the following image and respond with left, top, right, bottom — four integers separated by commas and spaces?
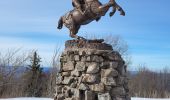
0, 0, 170, 71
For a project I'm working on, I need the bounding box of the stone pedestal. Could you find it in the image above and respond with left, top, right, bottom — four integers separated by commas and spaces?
54, 39, 130, 100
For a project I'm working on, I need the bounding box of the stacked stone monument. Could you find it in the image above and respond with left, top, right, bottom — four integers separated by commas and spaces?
54, 39, 130, 100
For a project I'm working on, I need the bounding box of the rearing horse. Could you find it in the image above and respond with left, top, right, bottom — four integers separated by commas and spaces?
57, 0, 125, 39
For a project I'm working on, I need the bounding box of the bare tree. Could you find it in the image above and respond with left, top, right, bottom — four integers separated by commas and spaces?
129, 65, 170, 98
104, 35, 131, 66
84, 34, 131, 66
0, 48, 31, 98
46, 47, 61, 97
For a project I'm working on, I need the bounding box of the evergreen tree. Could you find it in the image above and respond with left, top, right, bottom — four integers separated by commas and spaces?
28, 51, 43, 74
24, 51, 43, 97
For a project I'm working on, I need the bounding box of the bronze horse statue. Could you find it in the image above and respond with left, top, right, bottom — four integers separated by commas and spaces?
57, 0, 125, 39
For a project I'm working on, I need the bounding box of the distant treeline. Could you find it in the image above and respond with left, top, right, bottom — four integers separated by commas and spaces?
128, 67, 170, 98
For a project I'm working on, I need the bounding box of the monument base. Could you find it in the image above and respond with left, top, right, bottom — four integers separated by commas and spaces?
54, 39, 130, 100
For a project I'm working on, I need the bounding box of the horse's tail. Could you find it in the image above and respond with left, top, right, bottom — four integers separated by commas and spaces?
57, 17, 63, 29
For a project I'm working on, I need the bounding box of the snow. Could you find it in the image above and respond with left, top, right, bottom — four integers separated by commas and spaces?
0, 97, 169, 100
0, 98, 53, 100
132, 98, 170, 100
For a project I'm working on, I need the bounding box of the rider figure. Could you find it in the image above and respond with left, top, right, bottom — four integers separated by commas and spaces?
72, 0, 85, 14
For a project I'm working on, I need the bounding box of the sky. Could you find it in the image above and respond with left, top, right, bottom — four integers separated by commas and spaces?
0, 0, 170, 71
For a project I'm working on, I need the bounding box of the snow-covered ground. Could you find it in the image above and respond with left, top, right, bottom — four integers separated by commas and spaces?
0, 98, 52, 100
132, 98, 170, 100
0, 98, 170, 100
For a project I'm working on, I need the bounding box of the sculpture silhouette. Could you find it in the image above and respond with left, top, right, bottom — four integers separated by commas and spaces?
57, 0, 125, 39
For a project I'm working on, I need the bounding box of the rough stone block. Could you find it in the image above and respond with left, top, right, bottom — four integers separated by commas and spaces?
61, 51, 67, 56
86, 50, 96, 55
85, 91, 95, 100
70, 82, 77, 88
89, 83, 105, 92
98, 93, 111, 100
66, 50, 74, 55
110, 62, 118, 68
76, 62, 86, 71
94, 50, 106, 55
107, 52, 121, 61
105, 86, 112, 91
70, 89, 81, 99
117, 65, 126, 76
62, 77, 74, 85
91, 55, 104, 62
70, 78, 78, 88
101, 77, 116, 86
74, 55, 80, 61
101, 69, 118, 78
66, 54, 75, 61
60, 56, 67, 62
78, 83, 89, 90
74, 50, 79, 55
55, 86, 62, 94
71, 69, 80, 77
64, 98, 72, 100
62, 86, 71, 98
72, 97, 80, 100
86, 56, 91, 61
82, 74, 98, 83
115, 97, 127, 100
112, 87, 126, 96
85, 62, 91, 67
56, 73, 63, 85
79, 50, 86, 56
86, 62, 99, 74
116, 76, 128, 85
56, 94, 64, 100
63, 61, 75, 71
123, 84, 130, 92
100, 62, 110, 69
74, 89, 81, 99
81, 56, 86, 61
62, 72, 71, 76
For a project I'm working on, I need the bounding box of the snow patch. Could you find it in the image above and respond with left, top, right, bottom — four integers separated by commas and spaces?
0, 97, 170, 100
132, 98, 170, 100
0, 98, 53, 100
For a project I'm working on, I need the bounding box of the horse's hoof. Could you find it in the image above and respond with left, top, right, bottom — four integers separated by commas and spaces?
57, 26, 62, 29
120, 11, 125, 16
109, 12, 115, 17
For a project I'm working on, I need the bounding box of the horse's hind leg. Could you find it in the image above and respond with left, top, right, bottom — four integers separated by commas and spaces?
69, 25, 81, 39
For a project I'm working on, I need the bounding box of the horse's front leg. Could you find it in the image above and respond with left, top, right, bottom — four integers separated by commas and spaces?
109, 7, 116, 17
114, 2, 125, 16
97, 0, 115, 16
